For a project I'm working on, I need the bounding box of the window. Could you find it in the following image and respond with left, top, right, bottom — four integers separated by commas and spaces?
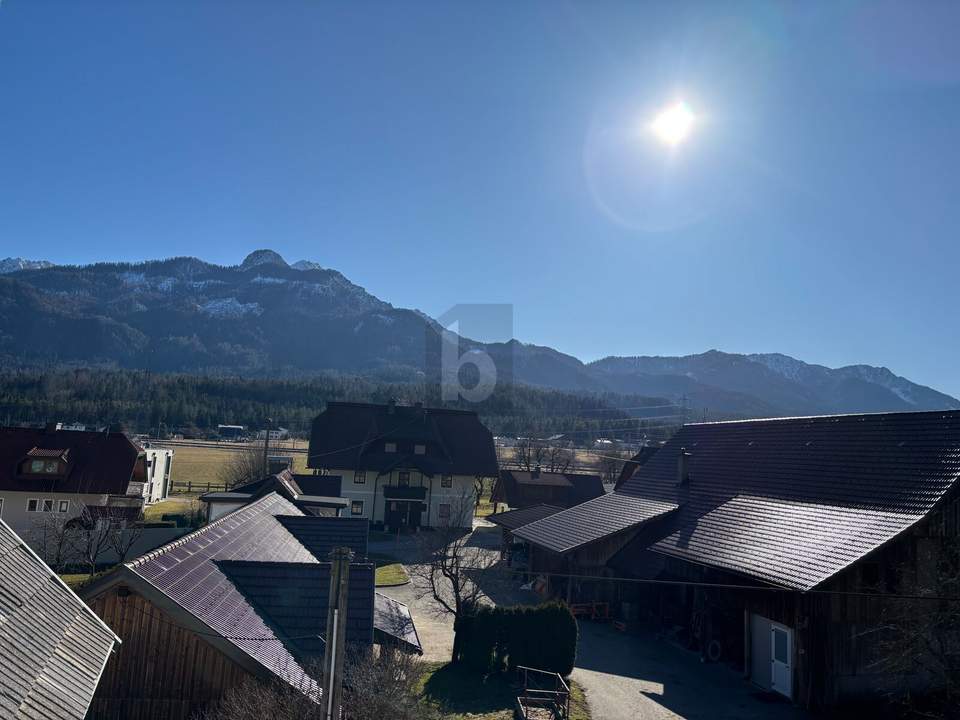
384, 442, 397, 453
441, 474, 453, 488
354, 470, 366, 485
414, 444, 426, 455
42, 499, 54, 513
438, 503, 451, 520
351, 500, 364, 516
28, 459, 59, 474
27, 498, 38, 512
58, 500, 69, 513
398, 471, 410, 487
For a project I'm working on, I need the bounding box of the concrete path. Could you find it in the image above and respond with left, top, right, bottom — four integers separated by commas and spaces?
572, 623, 810, 720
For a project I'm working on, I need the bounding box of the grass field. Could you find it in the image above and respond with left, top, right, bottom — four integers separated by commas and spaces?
143, 494, 202, 522
161, 441, 311, 491
418, 662, 591, 720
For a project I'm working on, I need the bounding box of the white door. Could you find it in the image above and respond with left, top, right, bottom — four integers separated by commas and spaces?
770, 624, 792, 698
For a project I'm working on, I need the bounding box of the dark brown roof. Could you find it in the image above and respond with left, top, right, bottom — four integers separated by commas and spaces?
613, 445, 660, 490
493, 470, 604, 508
0, 426, 139, 494
487, 504, 565, 531
512, 492, 678, 554
307, 402, 498, 477
619, 410, 960, 590
200, 470, 347, 509
0, 519, 120, 720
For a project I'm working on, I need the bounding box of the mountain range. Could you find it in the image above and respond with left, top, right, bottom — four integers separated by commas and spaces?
1, 251, 957, 419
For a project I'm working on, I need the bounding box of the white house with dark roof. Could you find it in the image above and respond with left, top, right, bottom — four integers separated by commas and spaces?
307, 401, 499, 530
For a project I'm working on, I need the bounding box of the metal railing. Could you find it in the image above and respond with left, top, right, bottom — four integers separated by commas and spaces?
515, 665, 570, 720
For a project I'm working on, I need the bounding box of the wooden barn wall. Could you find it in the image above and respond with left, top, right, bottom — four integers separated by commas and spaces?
87, 589, 255, 720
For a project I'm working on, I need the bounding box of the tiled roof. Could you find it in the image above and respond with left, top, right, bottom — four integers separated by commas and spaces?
125, 494, 319, 694
487, 504, 565, 531
374, 593, 422, 654
276, 516, 369, 559
493, 470, 604, 508
308, 402, 498, 477
0, 426, 138, 494
218, 561, 376, 658
620, 410, 960, 590
0, 519, 119, 720
512, 492, 678, 554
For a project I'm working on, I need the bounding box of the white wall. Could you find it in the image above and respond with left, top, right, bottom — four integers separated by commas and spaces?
0, 490, 108, 540
329, 468, 481, 528
142, 448, 174, 504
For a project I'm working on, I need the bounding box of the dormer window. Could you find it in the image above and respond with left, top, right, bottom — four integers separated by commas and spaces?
414, 444, 426, 455
385, 442, 397, 453
29, 459, 60, 474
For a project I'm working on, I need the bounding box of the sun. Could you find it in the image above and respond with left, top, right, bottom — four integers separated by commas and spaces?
650, 101, 696, 147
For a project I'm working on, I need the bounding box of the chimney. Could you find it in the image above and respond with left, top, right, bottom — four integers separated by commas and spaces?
45, 422, 61, 435
676, 448, 692, 487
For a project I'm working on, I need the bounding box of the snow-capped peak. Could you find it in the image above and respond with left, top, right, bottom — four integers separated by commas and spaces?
291, 260, 323, 271
0, 257, 55, 274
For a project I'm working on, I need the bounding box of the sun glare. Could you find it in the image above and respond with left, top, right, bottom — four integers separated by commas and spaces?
650, 101, 695, 147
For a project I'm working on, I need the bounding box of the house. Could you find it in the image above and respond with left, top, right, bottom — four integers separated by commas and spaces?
217, 424, 246, 440
492, 468, 604, 510
307, 400, 499, 530
0, 425, 146, 541
80, 492, 421, 720
513, 410, 960, 709
487, 503, 564, 568
257, 427, 290, 441
140, 444, 174, 503
200, 469, 348, 521
0, 517, 121, 719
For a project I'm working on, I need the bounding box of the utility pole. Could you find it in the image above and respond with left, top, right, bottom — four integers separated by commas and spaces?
262, 416, 272, 476
323, 546, 352, 720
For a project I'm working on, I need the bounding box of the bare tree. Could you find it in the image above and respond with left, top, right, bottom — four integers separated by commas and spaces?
408, 491, 505, 661
195, 650, 433, 720
68, 505, 117, 577
514, 437, 548, 471
108, 511, 145, 564
866, 537, 960, 716
28, 513, 73, 572
545, 440, 574, 473
219, 445, 269, 489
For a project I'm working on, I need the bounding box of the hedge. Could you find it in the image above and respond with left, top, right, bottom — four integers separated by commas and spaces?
453, 601, 578, 676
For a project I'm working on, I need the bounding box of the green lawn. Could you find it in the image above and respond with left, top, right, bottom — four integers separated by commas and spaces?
370, 553, 410, 587
143, 494, 202, 522
418, 662, 591, 720
59, 574, 92, 590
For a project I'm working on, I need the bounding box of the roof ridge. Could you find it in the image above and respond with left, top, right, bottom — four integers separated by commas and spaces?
688, 408, 960, 426
127, 492, 293, 569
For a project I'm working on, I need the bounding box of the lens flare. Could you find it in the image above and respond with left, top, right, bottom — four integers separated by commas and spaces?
650, 101, 695, 146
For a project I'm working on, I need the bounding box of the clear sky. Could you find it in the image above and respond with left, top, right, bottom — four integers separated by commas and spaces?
1, 1, 959, 396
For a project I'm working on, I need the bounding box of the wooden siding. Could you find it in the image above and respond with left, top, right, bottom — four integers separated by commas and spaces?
87, 589, 254, 720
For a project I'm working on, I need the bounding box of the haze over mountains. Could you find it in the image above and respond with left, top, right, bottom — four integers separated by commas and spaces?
1, 251, 956, 419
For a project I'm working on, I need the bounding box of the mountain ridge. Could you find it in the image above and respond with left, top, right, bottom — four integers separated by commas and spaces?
0, 250, 956, 419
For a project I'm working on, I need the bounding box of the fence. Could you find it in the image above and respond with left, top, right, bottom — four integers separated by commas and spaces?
171, 481, 229, 494
515, 665, 570, 720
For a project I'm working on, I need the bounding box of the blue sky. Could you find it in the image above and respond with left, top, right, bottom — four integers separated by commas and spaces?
1, 1, 959, 396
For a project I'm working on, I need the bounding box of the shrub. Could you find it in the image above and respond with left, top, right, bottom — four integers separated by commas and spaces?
453, 602, 578, 676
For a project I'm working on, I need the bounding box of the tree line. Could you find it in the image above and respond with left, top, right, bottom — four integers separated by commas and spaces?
0, 367, 680, 442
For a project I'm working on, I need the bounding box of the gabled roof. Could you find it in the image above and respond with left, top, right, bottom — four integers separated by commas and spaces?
200, 470, 348, 510
493, 470, 604, 508
487, 504, 565, 531
82, 493, 409, 702
619, 410, 960, 590
218, 561, 376, 658
374, 593, 422, 654
512, 492, 678, 554
613, 445, 660, 490
0, 519, 120, 720
307, 402, 498, 477
0, 426, 139, 494
276, 516, 369, 559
